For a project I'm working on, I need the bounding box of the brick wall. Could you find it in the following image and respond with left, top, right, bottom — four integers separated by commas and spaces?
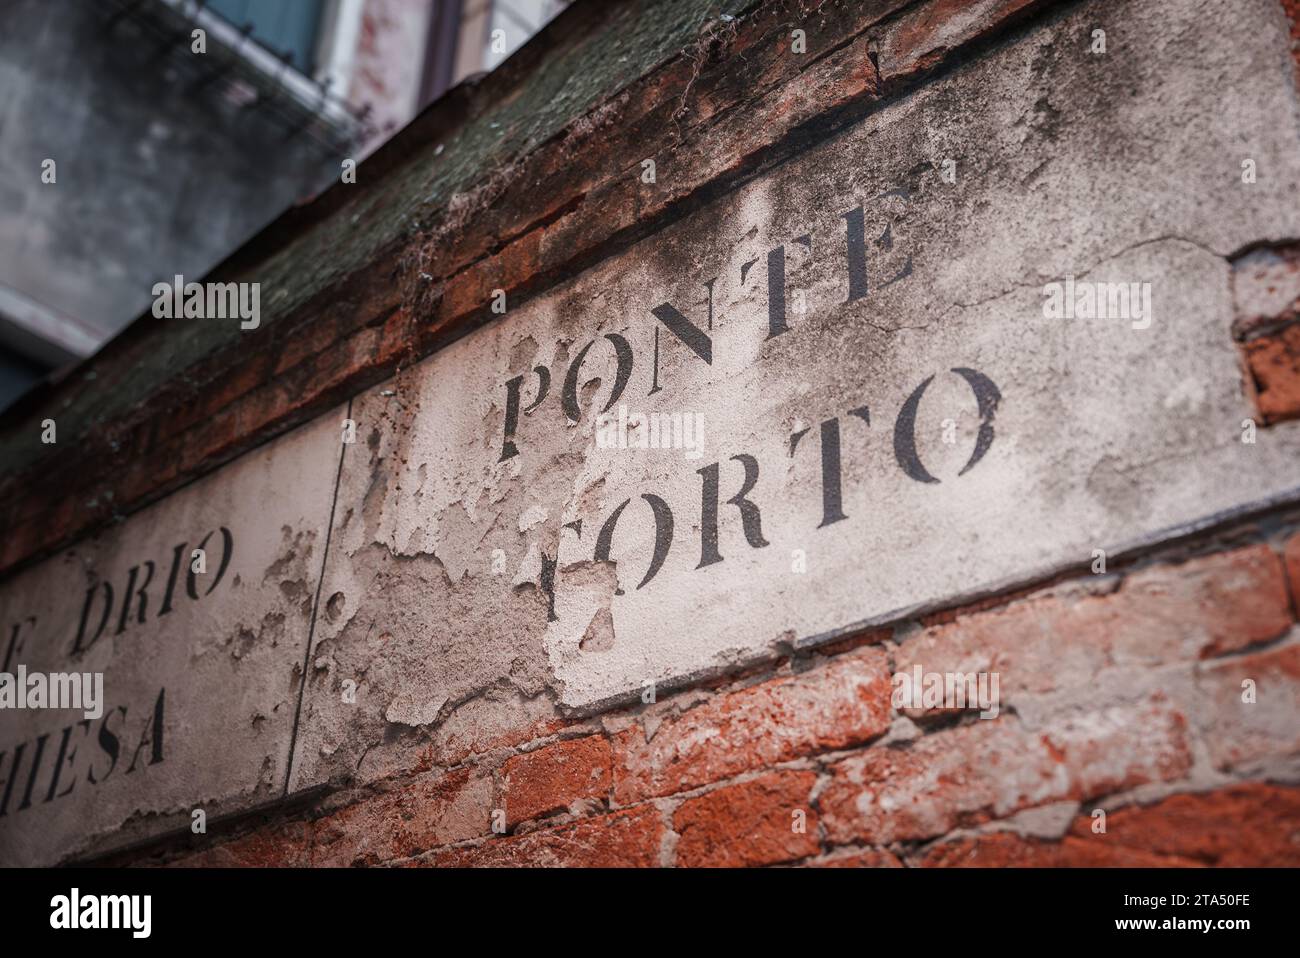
95, 518, 1298, 868
4, 0, 1300, 867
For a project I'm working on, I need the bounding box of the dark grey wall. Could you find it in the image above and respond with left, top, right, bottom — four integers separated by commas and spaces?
0, 349, 45, 412
0, 0, 340, 351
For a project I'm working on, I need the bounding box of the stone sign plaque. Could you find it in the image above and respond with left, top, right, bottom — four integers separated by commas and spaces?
290, 0, 1300, 788
0, 411, 344, 865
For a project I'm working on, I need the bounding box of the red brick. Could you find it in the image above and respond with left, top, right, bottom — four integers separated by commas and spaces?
374, 306, 415, 368
501, 735, 611, 826
202, 347, 274, 413
673, 771, 819, 868
310, 325, 381, 395
422, 806, 663, 868
223, 377, 298, 445
919, 783, 1300, 867
878, 0, 1044, 86
47, 486, 86, 546
177, 402, 242, 474
528, 24, 896, 297
274, 310, 343, 376
169, 822, 314, 868
1285, 532, 1300, 616
1067, 783, 1300, 867
918, 833, 1191, 868
311, 767, 493, 866
432, 711, 568, 769
114, 457, 160, 511
1195, 642, 1300, 771
612, 646, 892, 803
820, 701, 1192, 846
438, 262, 497, 327
1231, 244, 1300, 338
1282, 0, 1300, 79
894, 546, 1293, 715
437, 0, 910, 275
152, 390, 208, 442
1242, 322, 1300, 423
496, 224, 545, 295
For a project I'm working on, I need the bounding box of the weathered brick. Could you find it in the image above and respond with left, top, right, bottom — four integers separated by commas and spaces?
496, 224, 545, 297
311, 767, 493, 866
431, 708, 567, 769
274, 310, 343, 376
202, 348, 274, 414
922, 782, 1300, 867
805, 848, 904, 868
168, 822, 315, 868
1285, 532, 1300, 616
222, 377, 299, 448
820, 700, 1192, 845
1282, 0, 1300, 78
672, 771, 819, 868
374, 306, 415, 368
422, 806, 663, 867
437, 263, 494, 328
1195, 641, 1300, 771
877, 0, 1045, 86
1242, 322, 1300, 424
894, 546, 1293, 715
918, 833, 1189, 867
177, 402, 243, 474
613, 646, 892, 803
310, 325, 381, 395
501, 735, 612, 826
1231, 243, 1300, 339
1067, 783, 1300, 866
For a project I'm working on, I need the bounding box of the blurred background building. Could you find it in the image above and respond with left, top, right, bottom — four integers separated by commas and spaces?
0, 0, 566, 411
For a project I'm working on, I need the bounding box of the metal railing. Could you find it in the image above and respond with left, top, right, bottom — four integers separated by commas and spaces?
100, 0, 375, 155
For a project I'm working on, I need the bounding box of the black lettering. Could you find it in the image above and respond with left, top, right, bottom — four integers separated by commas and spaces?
650, 279, 714, 371
0, 743, 23, 817
72, 582, 113, 656
158, 541, 188, 616
894, 375, 939, 483
951, 367, 1001, 475
842, 188, 912, 303
498, 365, 550, 462
817, 418, 846, 527
18, 732, 48, 811
89, 706, 125, 785
115, 561, 156, 635
2, 617, 33, 673
766, 245, 787, 339
562, 334, 632, 423
894, 369, 1001, 482
44, 721, 89, 803
696, 455, 769, 568
126, 688, 165, 773
594, 494, 674, 592
187, 528, 233, 599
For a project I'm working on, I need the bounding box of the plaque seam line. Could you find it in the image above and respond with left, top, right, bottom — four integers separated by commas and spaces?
283, 397, 351, 796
